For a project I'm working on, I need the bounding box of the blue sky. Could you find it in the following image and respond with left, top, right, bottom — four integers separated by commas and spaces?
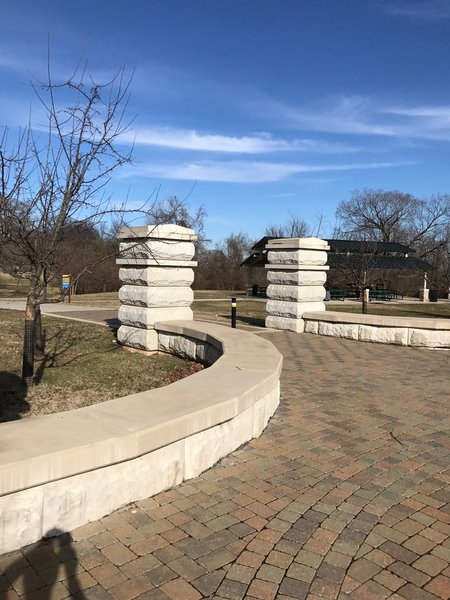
1, 0, 450, 242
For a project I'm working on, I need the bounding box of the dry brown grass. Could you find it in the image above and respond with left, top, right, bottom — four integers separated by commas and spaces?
0, 309, 202, 423
327, 301, 450, 319
67, 292, 450, 324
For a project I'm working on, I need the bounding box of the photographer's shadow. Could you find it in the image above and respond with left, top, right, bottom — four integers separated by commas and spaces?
0, 371, 29, 422
4, 529, 87, 598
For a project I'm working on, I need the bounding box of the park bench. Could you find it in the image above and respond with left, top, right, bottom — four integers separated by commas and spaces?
329, 289, 359, 300
369, 289, 403, 301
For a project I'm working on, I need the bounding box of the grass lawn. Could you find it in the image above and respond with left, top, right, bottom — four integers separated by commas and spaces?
193, 298, 267, 327
193, 290, 246, 299
0, 309, 202, 422
327, 301, 450, 319
70, 291, 120, 308
0, 272, 30, 298
69, 289, 247, 307
66, 292, 450, 324
3, 268, 449, 321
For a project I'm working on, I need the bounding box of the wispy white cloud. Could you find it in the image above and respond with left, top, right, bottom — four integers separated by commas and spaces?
271, 95, 395, 136
385, 105, 450, 119
261, 94, 450, 142
121, 126, 358, 154
381, 104, 450, 140
127, 159, 409, 183
377, 0, 450, 20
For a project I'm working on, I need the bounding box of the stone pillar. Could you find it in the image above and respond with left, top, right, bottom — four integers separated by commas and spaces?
116, 224, 197, 351
265, 237, 329, 333
419, 288, 429, 302
420, 272, 429, 302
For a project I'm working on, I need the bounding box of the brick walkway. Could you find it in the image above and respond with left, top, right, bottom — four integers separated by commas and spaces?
1, 332, 449, 600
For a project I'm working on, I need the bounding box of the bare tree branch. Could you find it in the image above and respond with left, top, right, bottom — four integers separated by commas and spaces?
0, 63, 147, 387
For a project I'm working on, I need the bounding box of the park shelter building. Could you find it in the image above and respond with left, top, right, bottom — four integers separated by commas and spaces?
241, 237, 434, 297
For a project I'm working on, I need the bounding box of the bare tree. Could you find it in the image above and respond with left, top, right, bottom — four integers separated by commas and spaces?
336, 189, 449, 248
216, 233, 253, 291
0, 64, 141, 388
265, 212, 310, 238
335, 189, 450, 297
336, 189, 419, 242
148, 195, 206, 238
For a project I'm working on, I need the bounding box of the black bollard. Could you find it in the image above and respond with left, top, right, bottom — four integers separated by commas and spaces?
231, 297, 237, 328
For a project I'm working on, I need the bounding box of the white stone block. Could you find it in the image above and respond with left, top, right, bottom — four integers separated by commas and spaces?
0, 487, 44, 554
41, 443, 185, 535
196, 342, 222, 365
184, 409, 253, 480
264, 382, 280, 423
304, 320, 319, 334
267, 249, 328, 266
158, 333, 218, 365
119, 240, 195, 261
117, 326, 159, 351
252, 399, 267, 437
318, 321, 359, 340
265, 315, 305, 333
266, 300, 325, 318
359, 325, 408, 346
266, 237, 329, 251
135, 443, 185, 499
118, 224, 197, 241
158, 333, 197, 360
119, 267, 195, 287
119, 285, 193, 308
117, 258, 197, 267
267, 270, 327, 286
408, 328, 450, 348
119, 305, 193, 328
267, 284, 326, 302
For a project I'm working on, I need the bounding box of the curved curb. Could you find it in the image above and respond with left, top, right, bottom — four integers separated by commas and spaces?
0, 321, 282, 554
303, 311, 450, 348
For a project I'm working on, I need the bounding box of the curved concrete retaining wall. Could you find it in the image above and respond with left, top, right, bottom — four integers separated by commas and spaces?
0, 321, 282, 554
303, 311, 450, 348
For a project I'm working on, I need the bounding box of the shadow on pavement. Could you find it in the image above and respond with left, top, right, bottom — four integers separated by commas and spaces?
3, 529, 87, 598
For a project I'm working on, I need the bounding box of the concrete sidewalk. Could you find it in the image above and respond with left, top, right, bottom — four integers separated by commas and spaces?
0, 326, 449, 599
0, 300, 120, 329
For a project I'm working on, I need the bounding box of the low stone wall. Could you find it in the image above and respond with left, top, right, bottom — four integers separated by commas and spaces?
303, 311, 450, 348
0, 322, 282, 554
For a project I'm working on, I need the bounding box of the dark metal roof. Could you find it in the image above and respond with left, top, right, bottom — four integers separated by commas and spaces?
250, 237, 415, 255
241, 253, 266, 268
251, 236, 274, 251
241, 237, 433, 271
326, 239, 414, 255
328, 254, 432, 271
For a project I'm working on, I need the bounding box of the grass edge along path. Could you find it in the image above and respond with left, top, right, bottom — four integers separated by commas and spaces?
0, 309, 202, 423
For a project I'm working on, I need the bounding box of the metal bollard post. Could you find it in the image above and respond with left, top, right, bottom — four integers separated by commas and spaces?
231, 297, 237, 328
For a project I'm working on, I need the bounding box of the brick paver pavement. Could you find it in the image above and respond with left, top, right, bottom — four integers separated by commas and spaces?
1, 332, 449, 599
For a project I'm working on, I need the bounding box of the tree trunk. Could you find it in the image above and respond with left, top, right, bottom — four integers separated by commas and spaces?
35, 303, 45, 356
22, 299, 36, 389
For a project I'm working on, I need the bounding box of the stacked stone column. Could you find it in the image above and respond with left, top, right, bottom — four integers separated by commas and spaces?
265, 237, 330, 333
116, 225, 197, 351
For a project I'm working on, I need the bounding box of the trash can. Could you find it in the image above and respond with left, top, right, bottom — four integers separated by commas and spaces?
252, 284, 259, 297
429, 289, 438, 302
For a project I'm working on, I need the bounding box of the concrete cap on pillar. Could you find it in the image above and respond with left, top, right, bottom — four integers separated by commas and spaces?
265, 237, 330, 251
117, 224, 198, 242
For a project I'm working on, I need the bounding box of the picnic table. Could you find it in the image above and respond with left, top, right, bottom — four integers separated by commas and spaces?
328, 288, 403, 301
